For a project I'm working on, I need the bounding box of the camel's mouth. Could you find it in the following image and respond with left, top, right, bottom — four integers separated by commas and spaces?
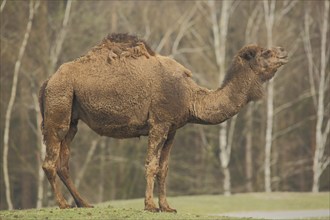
272, 46, 289, 65
278, 55, 289, 65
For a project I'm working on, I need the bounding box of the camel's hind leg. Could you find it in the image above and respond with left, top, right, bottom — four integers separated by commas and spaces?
157, 131, 176, 213
41, 75, 75, 209
42, 129, 71, 209
56, 122, 93, 208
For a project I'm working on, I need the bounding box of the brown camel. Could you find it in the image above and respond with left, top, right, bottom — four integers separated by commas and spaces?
39, 33, 288, 212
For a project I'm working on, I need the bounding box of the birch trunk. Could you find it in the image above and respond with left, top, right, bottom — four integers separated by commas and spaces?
311, 0, 330, 193
245, 106, 254, 192
244, 3, 262, 192
209, 0, 233, 196
67, 139, 98, 204
263, 0, 275, 193
49, 0, 72, 73
98, 139, 106, 203
303, 1, 330, 193
32, 92, 47, 209
2, 0, 39, 210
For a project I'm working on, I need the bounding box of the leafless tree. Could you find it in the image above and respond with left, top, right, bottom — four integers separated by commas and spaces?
263, 0, 297, 193
303, 0, 330, 192
263, 0, 276, 193
208, 0, 236, 196
2, 0, 40, 210
244, 3, 263, 192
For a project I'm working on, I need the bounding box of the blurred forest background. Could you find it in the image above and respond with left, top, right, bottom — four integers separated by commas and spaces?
0, 0, 329, 210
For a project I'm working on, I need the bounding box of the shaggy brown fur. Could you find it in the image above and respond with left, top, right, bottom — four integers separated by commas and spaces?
102, 33, 154, 63
105, 33, 155, 56
39, 33, 288, 212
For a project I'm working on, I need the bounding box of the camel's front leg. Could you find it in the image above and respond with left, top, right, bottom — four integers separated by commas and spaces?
157, 131, 177, 213
144, 123, 170, 212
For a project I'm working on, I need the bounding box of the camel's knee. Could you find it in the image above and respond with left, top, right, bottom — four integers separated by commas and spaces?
157, 164, 169, 179
57, 153, 70, 177
42, 142, 61, 179
145, 159, 159, 178
42, 160, 57, 179
43, 125, 70, 147
56, 165, 69, 179
56, 126, 70, 141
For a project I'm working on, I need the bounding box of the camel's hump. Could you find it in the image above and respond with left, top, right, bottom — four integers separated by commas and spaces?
76, 33, 156, 64
105, 33, 154, 55
101, 33, 155, 60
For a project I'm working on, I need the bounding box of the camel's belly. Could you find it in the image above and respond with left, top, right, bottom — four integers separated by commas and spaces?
73, 95, 150, 138
89, 122, 150, 138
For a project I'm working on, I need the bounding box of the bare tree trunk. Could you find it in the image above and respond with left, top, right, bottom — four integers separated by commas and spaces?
245, 106, 254, 192
32, 91, 47, 209
263, 0, 275, 193
263, 0, 298, 193
20, 83, 33, 209
98, 139, 106, 203
311, 0, 330, 193
223, 115, 237, 195
67, 139, 99, 204
303, 1, 330, 193
209, 0, 233, 196
264, 83, 274, 193
244, 3, 262, 192
49, 0, 72, 73
2, 0, 39, 210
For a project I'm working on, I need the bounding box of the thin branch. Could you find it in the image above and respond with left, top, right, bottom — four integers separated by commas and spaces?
303, 10, 318, 109
172, 20, 196, 56
273, 115, 315, 141
274, 91, 312, 115
171, 47, 206, 58
277, 0, 298, 22
0, 0, 7, 13
321, 118, 330, 154
321, 157, 330, 172
208, 0, 221, 68
198, 126, 210, 151
245, 4, 262, 43
155, 6, 194, 53
67, 138, 99, 204
49, 0, 72, 74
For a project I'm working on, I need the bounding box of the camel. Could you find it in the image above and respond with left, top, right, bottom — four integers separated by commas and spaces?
39, 33, 288, 212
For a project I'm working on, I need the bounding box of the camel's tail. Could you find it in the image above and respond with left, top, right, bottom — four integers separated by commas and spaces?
38, 79, 49, 131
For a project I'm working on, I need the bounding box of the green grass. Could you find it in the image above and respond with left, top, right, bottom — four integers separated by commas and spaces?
0, 192, 329, 220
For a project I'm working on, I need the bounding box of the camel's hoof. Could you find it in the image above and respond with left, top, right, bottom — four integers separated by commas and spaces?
59, 203, 72, 209
144, 206, 160, 213
160, 207, 177, 213
76, 202, 94, 208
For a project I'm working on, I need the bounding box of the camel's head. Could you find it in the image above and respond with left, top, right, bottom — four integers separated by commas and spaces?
239, 44, 288, 82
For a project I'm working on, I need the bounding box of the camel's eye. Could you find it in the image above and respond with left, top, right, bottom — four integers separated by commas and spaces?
241, 49, 256, 61
262, 50, 271, 57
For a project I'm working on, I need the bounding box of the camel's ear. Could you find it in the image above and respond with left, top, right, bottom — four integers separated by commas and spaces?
241, 49, 256, 61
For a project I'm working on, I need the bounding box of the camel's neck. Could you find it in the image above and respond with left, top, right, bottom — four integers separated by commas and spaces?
190, 67, 263, 125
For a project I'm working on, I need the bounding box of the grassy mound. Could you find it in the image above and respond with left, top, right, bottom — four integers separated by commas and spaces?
0, 192, 328, 219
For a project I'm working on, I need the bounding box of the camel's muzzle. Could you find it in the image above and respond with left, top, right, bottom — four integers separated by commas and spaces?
274, 47, 289, 64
